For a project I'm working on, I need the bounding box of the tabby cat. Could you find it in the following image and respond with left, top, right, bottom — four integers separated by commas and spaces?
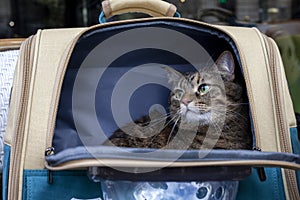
104, 51, 252, 150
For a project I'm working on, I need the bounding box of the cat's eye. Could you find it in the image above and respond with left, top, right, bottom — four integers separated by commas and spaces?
198, 84, 210, 95
174, 90, 184, 100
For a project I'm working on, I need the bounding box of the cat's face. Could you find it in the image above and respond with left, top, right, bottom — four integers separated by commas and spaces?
164, 51, 235, 126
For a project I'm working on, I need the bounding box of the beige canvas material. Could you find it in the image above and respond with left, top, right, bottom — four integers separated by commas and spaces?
214, 25, 279, 152
102, 0, 177, 18
19, 28, 85, 170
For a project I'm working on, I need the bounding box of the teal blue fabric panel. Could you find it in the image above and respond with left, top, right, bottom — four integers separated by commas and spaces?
291, 127, 300, 154
290, 127, 300, 192
23, 170, 102, 200
237, 168, 285, 200
2, 145, 10, 200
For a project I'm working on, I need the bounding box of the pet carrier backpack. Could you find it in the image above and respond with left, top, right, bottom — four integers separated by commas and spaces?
3, 0, 300, 199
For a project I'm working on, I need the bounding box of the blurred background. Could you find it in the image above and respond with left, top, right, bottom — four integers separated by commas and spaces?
1, 0, 300, 38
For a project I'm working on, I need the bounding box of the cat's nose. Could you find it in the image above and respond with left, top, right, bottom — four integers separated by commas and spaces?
181, 98, 192, 106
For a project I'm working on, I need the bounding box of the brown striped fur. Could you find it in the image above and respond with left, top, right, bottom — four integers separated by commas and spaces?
104, 51, 252, 150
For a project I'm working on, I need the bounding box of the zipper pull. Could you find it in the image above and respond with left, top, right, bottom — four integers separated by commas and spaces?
253, 147, 261, 151
253, 147, 267, 181
45, 147, 55, 156
45, 147, 55, 184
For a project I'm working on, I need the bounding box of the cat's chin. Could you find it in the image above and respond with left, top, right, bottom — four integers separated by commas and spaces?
181, 110, 211, 126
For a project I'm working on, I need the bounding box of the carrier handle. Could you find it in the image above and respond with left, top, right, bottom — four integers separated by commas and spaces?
100, 0, 180, 23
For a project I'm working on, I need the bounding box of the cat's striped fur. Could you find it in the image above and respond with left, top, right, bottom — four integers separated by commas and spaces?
104, 51, 252, 150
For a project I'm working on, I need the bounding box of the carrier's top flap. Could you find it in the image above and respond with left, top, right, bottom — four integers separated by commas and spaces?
13, 18, 298, 171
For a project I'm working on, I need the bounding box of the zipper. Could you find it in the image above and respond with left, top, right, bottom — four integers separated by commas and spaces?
263, 35, 299, 200
45, 33, 81, 149
45, 147, 55, 184
253, 147, 266, 181
7, 35, 36, 200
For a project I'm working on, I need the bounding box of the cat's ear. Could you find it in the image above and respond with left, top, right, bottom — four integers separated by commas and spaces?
161, 66, 184, 86
215, 51, 235, 81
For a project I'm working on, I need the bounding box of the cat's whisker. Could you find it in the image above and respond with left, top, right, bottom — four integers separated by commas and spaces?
209, 109, 249, 131
226, 110, 249, 121
227, 103, 249, 106
207, 117, 223, 135
146, 109, 182, 131
208, 106, 249, 120
149, 114, 180, 143
197, 103, 248, 111
209, 103, 249, 107
167, 115, 180, 145
146, 110, 182, 128
214, 109, 249, 122
138, 113, 172, 126
161, 114, 180, 130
